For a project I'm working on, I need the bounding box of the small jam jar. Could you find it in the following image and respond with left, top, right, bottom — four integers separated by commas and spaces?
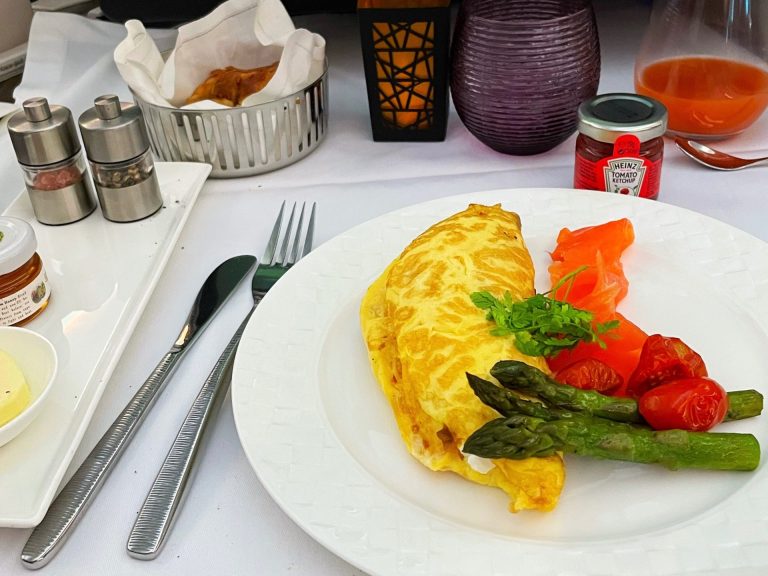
574, 94, 668, 200
0, 217, 50, 326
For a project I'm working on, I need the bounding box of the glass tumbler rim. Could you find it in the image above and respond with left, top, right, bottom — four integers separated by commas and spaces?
459, 0, 594, 28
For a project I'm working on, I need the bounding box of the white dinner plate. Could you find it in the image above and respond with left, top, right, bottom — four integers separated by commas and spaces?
0, 162, 210, 527
231, 188, 768, 576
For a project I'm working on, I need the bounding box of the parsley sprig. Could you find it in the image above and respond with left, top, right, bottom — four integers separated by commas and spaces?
470, 266, 619, 358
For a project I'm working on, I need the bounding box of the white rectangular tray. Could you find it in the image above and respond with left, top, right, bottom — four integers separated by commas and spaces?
0, 161, 210, 527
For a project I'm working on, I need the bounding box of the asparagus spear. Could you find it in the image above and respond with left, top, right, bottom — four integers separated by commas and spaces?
490, 360, 764, 423
466, 373, 565, 420
463, 414, 761, 471
726, 389, 764, 421
490, 360, 642, 423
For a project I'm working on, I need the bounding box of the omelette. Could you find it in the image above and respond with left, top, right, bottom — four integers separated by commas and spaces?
360, 204, 565, 512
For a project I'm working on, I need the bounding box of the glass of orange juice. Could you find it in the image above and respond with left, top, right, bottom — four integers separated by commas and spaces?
634, 0, 768, 140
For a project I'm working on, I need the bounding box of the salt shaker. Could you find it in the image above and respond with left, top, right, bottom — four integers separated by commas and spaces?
78, 94, 163, 223
7, 97, 98, 225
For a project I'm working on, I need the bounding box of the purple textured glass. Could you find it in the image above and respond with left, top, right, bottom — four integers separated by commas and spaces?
451, 0, 601, 155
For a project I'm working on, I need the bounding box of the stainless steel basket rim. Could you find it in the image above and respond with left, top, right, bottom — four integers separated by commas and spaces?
132, 62, 329, 177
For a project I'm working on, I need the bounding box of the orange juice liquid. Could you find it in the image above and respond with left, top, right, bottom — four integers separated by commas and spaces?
635, 56, 768, 137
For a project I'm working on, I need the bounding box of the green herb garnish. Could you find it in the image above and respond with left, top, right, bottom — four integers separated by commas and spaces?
470, 266, 619, 358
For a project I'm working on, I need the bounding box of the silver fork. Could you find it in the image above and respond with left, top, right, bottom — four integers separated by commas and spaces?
126, 201, 316, 560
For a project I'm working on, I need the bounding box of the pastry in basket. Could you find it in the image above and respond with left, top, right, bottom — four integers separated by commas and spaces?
360, 204, 565, 512
185, 62, 279, 106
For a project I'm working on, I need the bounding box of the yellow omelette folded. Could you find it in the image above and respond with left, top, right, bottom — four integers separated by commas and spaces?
360, 203, 564, 512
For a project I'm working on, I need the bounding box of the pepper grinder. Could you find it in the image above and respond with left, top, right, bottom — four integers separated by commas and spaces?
7, 97, 98, 225
78, 94, 163, 223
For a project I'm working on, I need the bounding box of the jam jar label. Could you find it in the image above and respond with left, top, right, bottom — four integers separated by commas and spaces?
574, 134, 662, 199
0, 269, 50, 326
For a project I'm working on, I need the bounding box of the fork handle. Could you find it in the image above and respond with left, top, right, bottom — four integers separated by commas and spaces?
126, 310, 255, 560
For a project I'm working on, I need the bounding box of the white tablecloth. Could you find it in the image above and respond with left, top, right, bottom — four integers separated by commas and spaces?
1, 2, 767, 575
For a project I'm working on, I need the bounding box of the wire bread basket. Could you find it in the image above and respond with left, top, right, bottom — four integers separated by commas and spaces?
132, 65, 328, 178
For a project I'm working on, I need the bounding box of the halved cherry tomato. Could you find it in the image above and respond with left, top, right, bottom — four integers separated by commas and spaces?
626, 335, 707, 398
555, 358, 623, 394
638, 377, 728, 431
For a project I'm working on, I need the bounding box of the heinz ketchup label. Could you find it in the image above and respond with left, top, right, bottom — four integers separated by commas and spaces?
574, 134, 662, 199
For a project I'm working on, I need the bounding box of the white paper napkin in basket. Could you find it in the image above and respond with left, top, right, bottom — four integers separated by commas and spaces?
113, 0, 326, 109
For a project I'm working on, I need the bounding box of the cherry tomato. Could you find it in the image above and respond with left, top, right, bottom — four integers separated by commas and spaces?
638, 377, 728, 431
555, 358, 624, 394
626, 334, 707, 398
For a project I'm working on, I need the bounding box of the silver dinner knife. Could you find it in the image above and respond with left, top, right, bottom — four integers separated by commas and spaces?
21, 255, 257, 570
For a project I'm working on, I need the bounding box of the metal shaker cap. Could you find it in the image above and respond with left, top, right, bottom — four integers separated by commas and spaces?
78, 95, 151, 164
7, 98, 82, 166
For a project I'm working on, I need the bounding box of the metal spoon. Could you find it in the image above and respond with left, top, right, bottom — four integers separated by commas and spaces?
674, 137, 768, 171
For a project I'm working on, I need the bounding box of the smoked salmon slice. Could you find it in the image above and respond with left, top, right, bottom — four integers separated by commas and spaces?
546, 218, 647, 389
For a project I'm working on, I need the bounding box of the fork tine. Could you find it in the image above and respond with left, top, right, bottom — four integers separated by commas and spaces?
288, 203, 307, 265
276, 202, 297, 266
262, 201, 285, 265
301, 202, 316, 258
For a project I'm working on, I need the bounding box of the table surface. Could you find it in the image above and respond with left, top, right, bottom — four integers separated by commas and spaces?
1, 2, 767, 575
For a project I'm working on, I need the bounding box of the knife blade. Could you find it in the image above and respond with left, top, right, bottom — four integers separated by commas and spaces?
20, 254, 256, 570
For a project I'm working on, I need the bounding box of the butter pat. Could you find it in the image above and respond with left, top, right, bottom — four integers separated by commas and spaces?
0, 348, 31, 426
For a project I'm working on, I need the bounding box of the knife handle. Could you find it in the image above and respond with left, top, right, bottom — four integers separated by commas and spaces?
21, 350, 184, 570
127, 311, 253, 560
